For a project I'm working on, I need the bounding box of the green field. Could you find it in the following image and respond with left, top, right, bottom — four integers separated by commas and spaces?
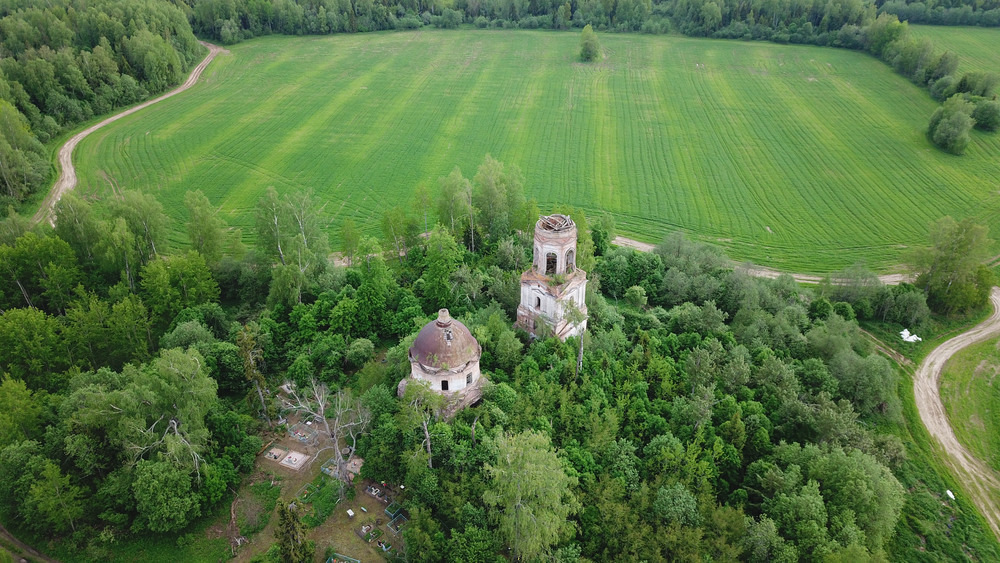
71, 30, 1000, 272
940, 336, 1000, 472
910, 25, 1000, 76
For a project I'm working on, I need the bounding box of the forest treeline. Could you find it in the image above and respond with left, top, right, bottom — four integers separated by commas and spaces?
880, 0, 1000, 27
0, 0, 202, 211
0, 155, 996, 560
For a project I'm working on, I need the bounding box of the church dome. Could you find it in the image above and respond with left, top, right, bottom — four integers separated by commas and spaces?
409, 309, 481, 370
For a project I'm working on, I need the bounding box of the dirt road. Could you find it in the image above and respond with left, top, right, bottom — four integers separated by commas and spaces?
0, 522, 60, 563
31, 42, 226, 227
612, 236, 913, 285
913, 287, 1000, 541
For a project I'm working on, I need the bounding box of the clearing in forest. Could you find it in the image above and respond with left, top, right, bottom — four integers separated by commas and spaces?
70, 30, 1000, 272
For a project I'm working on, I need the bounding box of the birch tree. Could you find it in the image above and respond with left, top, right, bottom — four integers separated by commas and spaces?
483, 429, 578, 560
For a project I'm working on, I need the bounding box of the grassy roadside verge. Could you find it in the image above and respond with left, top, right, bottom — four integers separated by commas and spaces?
940, 337, 1000, 473
884, 357, 1000, 560
864, 307, 1000, 558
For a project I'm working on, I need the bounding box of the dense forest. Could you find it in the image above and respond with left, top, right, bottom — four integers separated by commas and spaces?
1, 155, 996, 561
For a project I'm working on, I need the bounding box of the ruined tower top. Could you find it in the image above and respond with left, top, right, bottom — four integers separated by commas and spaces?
533, 214, 579, 277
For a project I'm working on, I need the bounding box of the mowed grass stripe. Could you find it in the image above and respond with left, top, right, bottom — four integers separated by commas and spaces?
69, 31, 1000, 272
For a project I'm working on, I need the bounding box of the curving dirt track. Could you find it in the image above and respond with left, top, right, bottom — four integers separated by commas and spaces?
31, 42, 225, 227
611, 236, 913, 285
0, 522, 60, 563
914, 287, 1000, 542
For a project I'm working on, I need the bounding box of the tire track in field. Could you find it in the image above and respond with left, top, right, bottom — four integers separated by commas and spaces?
611, 235, 913, 285
32, 42, 226, 227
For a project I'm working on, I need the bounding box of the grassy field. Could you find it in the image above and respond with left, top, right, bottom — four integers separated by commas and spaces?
940, 336, 1000, 472
910, 25, 1000, 76
70, 30, 1000, 273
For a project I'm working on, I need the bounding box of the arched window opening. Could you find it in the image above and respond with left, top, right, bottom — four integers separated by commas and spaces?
566, 250, 575, 272
441, 380, 449, 391
535, 296, 541, 309
545, 252, 557, 275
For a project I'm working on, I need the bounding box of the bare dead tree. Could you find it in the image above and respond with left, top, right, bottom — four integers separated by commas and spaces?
282, 380, 371, 491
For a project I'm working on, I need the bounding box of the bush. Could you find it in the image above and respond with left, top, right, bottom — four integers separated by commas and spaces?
346, 338, 375, 368
972, 99, 1000, 132
396, 14, 422, 29
929, 75, 957, 101
580, 24, 600, 62
929, 94, 975, 155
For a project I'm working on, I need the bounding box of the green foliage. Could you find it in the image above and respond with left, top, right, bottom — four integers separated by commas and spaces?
0, 99, 47, 205
132, 459, 202, 533
345, 338, 375, 369
914, 216, 994, 314
928, 94, 976, 155
300, 477, 340, 527
0, 306, 71, 391
239, 481, 282, 536
184, 190, 227, 265
580, 24, 600, 62
420, 225, 464, 310
653, 483, 701, 526
625, 285, 648, 308
483, 430, 579, 560
972, 99, 1000, 132
275, 499, 314, 563
0, 379, 42, 448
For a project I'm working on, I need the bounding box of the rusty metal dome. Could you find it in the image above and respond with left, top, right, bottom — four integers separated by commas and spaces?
409, 309, 481, 370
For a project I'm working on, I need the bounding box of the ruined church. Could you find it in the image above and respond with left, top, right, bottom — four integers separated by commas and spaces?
516, 214, 588, 340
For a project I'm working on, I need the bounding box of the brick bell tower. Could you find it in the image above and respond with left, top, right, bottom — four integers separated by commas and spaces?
515, 214, 588, 340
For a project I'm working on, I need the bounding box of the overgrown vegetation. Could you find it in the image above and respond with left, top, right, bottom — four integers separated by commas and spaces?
580, 24, 600, 61
2, 151, 998, 559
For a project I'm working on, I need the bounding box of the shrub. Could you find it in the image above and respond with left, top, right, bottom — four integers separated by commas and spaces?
929, 94, 975, 155
972, 99, 1000, 132
580, 24, 600, 62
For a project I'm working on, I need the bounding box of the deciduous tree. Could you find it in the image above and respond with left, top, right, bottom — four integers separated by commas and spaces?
580, 24, 600, 62
483, 429, 578, 560
914, 216, 994, 313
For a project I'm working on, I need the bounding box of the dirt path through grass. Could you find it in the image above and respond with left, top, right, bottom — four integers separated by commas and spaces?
31, 41, 226, 227
611, 235, 913, 284
914, 287, 1000, 542
0, 522, 60, 563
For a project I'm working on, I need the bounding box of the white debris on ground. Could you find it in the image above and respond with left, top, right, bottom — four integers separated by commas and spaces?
900, 329, 922, 343
947, 490, 956, 500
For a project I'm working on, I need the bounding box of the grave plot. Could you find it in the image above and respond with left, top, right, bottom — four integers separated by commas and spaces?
263, 446, 288, 463
279, 450, 310, 470
288, 422, 318, 445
